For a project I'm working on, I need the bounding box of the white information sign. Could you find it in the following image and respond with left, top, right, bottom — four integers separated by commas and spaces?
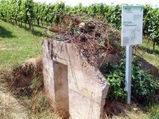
121, 6, 144, 46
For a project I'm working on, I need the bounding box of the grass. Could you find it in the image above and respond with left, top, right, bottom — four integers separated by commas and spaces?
135, 39, 159, 69
113, 110, 149, 119
0, 21, 61, 119
0, 20, 43, 71
148, 103, 159, 119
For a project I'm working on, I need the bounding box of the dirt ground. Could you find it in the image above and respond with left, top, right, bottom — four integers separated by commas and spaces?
0, 90, 28, 119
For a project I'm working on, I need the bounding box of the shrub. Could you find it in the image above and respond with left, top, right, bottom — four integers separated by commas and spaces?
100, 56, 159, 105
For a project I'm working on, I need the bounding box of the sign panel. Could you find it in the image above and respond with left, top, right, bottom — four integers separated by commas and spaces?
121, 6, 144, 46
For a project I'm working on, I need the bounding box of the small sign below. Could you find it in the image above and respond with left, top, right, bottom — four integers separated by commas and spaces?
121, 6, 144, 46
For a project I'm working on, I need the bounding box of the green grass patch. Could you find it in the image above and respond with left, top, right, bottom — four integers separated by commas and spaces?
142, 40, 159, 56
136, 40, 159, 69
0, 20, 44, 71
148, 103, 159, 119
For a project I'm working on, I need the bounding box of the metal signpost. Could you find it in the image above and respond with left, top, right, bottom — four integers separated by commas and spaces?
121, 5, 144, 104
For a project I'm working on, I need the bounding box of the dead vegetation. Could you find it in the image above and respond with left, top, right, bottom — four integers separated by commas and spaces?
46, 15, 122, 67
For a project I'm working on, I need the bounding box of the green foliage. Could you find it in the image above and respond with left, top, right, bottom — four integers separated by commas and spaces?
144, 6, 159, 50
0, 0, 35, 30
0, 1, 158, 34
104, 5, 121, 30
0, 1, 158, 51
101, 57, 159, 105
100, 59, 126, 101
0, 0, 66, 28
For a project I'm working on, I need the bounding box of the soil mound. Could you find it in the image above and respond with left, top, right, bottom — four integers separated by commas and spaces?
5, 57, 43, 96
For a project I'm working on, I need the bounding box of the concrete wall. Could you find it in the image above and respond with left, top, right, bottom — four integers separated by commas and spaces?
42, 39, 109, 119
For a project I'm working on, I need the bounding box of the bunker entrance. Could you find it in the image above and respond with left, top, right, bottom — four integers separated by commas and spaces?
54, 61, 69, 118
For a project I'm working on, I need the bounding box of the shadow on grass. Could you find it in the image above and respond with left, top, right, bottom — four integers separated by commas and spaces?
0, 26, 15, 38
33, 24, 47, 29
18, 24, 44, 37
138, 56, 159, 78
140, 46, 159, 56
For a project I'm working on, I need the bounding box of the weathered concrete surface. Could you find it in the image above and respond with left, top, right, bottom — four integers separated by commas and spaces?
42, 38, 109, 119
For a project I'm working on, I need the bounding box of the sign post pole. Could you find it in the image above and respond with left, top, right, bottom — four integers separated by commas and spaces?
125, 45, 132, 104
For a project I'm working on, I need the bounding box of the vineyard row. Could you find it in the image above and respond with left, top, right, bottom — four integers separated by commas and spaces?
0, 0, 158, 49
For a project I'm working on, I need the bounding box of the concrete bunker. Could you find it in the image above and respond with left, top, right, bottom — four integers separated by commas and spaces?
42, 38, 110, 119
